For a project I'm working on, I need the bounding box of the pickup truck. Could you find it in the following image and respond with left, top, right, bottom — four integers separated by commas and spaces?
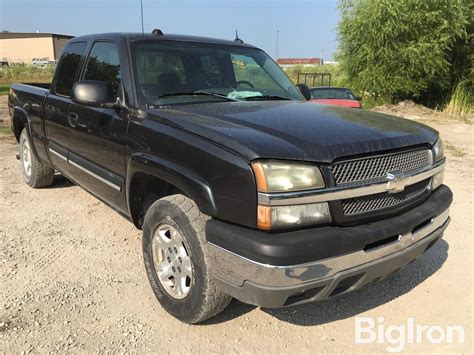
9, 31, 452, 324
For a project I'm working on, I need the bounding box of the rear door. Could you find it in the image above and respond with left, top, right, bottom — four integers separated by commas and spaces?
44, 41, 87, 174
65, 41, 128, 210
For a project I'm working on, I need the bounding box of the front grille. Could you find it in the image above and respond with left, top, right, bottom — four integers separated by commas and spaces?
341, 179, 431, 216
331, 149, 432, 185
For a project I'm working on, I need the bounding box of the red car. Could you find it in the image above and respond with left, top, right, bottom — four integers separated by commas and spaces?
310, 87, 362, 108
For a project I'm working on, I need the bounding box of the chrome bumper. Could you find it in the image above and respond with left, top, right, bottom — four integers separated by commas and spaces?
208, 208, 450, 307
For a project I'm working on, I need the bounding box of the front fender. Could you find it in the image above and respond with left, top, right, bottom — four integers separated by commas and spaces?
127, 152, 217, 217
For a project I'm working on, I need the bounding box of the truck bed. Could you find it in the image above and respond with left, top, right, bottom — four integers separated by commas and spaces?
11, 82, 51, 93
8, 83, 51, 143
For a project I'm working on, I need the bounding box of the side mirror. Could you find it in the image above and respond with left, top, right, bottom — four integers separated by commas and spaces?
296, 83, 311, 101
355, 95, 363, 101
71, 80, 118, 108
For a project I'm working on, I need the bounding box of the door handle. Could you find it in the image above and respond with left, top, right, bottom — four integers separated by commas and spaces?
68, 112, 78, 128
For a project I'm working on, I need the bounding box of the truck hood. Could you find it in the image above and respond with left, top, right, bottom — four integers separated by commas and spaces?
148, 101, 438, 163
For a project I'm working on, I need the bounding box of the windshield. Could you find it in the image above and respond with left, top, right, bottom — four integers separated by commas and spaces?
310, 88, 355, 100
131, 40, 304, 106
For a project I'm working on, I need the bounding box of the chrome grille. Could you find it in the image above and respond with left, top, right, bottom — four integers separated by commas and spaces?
331, 149, 432, 185
341, 179, 431, 215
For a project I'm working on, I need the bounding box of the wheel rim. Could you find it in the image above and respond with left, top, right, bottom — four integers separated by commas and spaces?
152, 224, 193, 299
21, 137, 32, 177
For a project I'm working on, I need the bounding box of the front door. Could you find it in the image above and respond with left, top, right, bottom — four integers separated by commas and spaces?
66, 41, 128, 211
44, 41, 87, 175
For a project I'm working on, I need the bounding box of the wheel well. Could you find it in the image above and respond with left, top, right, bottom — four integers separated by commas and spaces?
129, 173, 187, 229
12, 115, 25, 142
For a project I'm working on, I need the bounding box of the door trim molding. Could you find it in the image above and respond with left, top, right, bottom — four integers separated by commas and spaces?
48, 144, 122, 191
48, 147, 67, 161
69, 159, 121, 191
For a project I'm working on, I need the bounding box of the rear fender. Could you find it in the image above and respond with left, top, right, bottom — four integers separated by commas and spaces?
12, 106, 41, 161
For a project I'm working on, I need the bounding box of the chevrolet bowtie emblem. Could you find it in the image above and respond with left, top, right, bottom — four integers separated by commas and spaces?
386, 171, 411, 194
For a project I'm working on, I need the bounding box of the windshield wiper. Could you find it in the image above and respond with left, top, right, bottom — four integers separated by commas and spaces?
243, 95, 292, 101
158, 91, 239, 102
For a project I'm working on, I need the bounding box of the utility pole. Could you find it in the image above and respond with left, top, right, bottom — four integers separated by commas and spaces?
320, 48, 324, 66
275, 30, 279, 60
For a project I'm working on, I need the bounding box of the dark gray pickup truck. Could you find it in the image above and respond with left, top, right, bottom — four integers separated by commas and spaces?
9, 31, 452, 323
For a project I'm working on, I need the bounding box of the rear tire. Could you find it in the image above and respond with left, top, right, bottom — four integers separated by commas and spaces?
142, 194, 231, 323
19, 128, 54, 188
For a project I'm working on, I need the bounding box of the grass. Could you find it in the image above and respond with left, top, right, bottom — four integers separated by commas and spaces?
0, 64, 54, 90
0, 64, 54, 95
0, 127, 16, 144
0, 84, 10, 96
0, 123, 15, 144
443, 81, 473, 119
0, 124, 12, 135
444, 141, 466, 157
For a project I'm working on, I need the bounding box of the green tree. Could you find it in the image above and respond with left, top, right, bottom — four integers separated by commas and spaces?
337, 0, 470, 107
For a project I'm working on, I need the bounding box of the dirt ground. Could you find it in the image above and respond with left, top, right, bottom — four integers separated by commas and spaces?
0, 96, 472, 353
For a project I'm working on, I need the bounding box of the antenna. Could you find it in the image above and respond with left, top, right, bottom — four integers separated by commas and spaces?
234, 30, 243, 44
140, 0, 144, 35
275, 30, 279, 59
140, 0, 149, 109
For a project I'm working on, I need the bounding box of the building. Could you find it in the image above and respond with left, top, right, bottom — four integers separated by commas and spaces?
0, 32, 74, 64
276, 57, 324, 68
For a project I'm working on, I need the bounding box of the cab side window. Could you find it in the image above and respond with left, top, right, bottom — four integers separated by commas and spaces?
55, 42, 87, 96
83, 42, 121, 96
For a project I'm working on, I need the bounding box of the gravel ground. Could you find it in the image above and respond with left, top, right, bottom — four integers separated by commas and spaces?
0, 95, 472, 353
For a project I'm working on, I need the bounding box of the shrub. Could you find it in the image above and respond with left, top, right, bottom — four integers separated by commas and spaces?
337, 0, 470, 107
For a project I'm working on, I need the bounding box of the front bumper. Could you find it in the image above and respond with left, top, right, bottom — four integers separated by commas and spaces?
207, 186, 452, 308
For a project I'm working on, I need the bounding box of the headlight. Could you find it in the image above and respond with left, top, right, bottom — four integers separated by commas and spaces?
432, 170, 445, 191
252, 160, 329, 229
252, 160, 325, 192
433, 139, 444, 162
257, 203, 331, 230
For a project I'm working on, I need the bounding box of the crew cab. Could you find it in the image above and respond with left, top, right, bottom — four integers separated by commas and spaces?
9, 31, 452, 323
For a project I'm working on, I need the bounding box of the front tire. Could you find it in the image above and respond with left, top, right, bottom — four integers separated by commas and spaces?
19, 128, 54, 188
142, 194, 231, 323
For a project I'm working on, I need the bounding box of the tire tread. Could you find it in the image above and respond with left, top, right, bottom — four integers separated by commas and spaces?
20, 129, 54, 188
158, 194, 232, 323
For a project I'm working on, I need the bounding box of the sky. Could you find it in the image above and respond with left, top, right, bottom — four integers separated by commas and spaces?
0, 0, 340, 60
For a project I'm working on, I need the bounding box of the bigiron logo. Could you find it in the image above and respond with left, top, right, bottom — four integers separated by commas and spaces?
355, 316, 465, 352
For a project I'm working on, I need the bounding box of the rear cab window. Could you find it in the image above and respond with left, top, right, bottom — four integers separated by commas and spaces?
54, 42, 87, 96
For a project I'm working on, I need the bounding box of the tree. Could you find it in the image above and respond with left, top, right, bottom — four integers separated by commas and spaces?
337, 0, 470, 107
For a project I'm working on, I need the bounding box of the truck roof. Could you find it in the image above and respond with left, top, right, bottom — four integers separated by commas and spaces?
70, 32, 257, 48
